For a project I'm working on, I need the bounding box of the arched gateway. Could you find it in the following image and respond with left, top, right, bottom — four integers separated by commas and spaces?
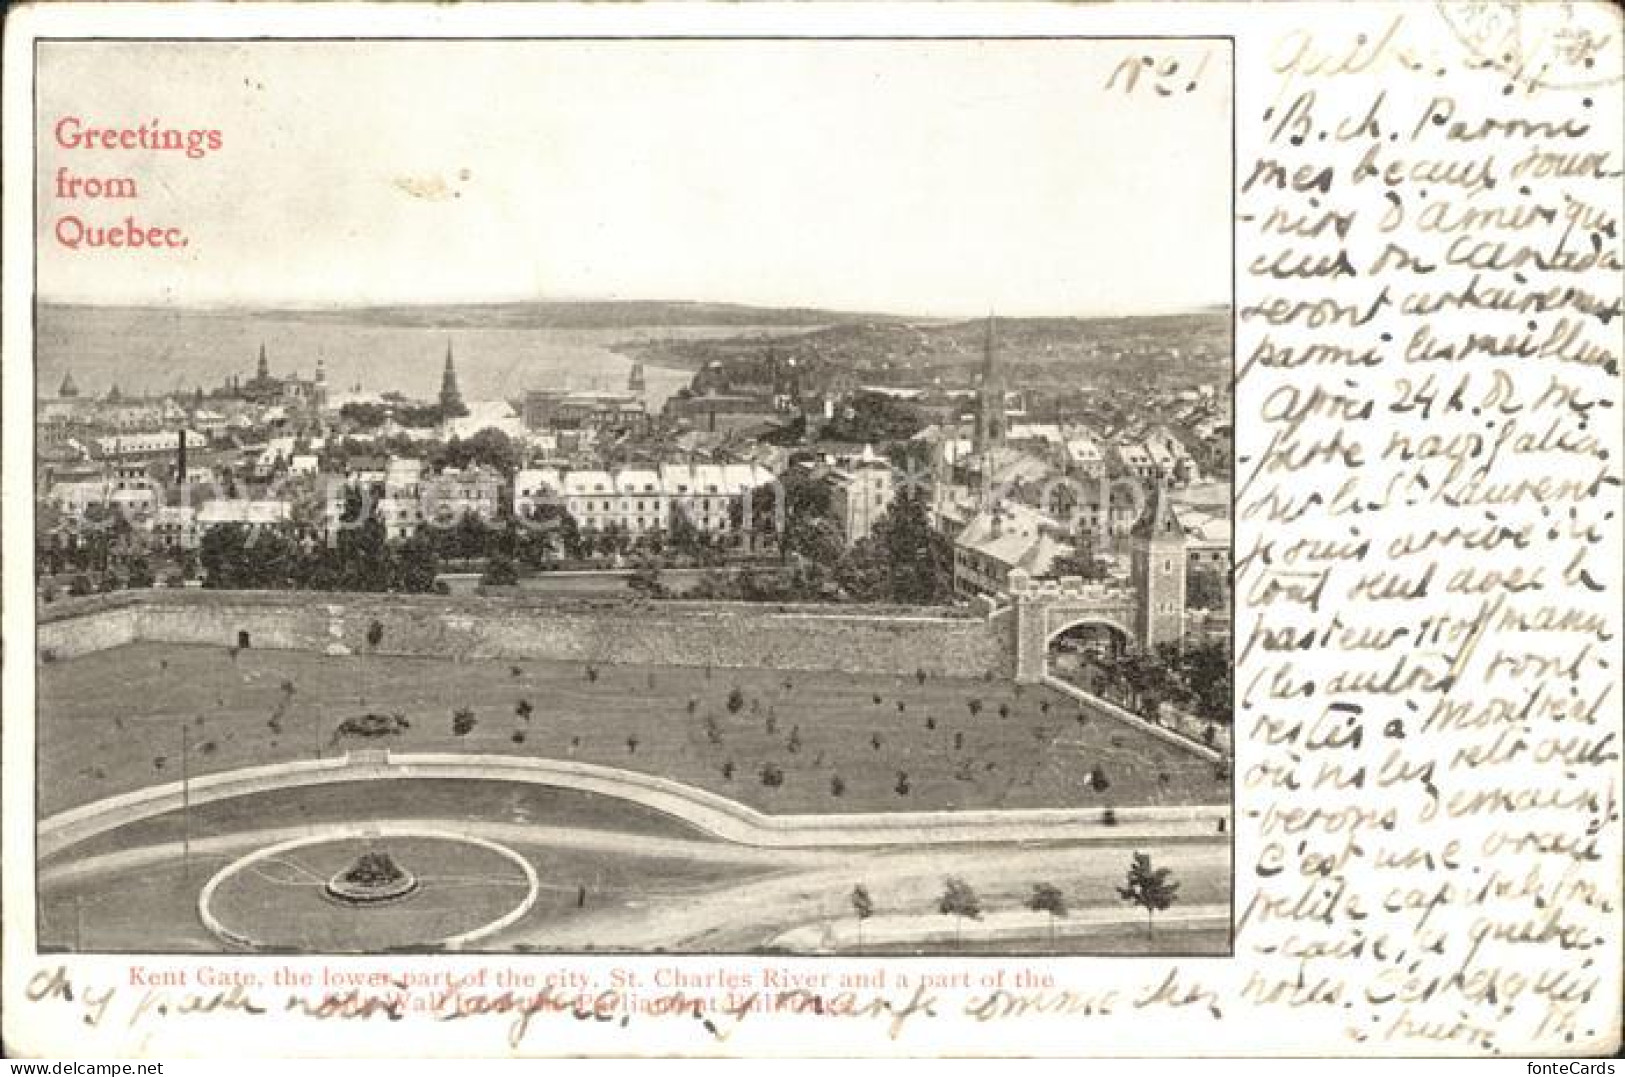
1007, 571, 1146, 682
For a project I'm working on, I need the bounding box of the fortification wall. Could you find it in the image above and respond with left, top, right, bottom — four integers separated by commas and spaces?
40, 590, 1013, 679
37, 601, 140, 660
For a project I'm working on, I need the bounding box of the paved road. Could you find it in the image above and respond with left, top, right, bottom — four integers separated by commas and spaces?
45, 820, 1229, 953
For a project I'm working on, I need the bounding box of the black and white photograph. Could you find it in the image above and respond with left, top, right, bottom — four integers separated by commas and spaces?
31, 38, 1234, 958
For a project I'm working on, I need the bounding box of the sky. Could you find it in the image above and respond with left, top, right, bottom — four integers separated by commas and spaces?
37, 40, 1230, 318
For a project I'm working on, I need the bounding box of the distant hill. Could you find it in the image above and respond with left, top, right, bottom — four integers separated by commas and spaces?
38, 299, 899, 331
615, 309, 1233, 381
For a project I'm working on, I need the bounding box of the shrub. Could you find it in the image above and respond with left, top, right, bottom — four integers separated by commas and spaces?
511, 731, 526, 745
722, 760, 735, 781
998, 703, 1011, 719
894, 771, 911, 796
366, 620, 385, 649
916, 668, 927, 685
925, 715, 936, 731
452, 707, 477, 736
726, 687, 746, 714
967, 699, 983, 717
831, 774, 846, 797
626, 735, 639, 754
336, 712, 410, 739
759, 762, 784, 788
516, 699, 533, 721
585, 664, 600, 683
787, 726, 802, 754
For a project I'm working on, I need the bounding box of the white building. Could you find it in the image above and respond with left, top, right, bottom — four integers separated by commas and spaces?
823, 445, 894, 547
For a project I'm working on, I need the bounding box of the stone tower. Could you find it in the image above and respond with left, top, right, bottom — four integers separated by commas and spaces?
1129, 481, 1187, 652
972, 314, 1005, 457
627, 360, 646, 393
313, 356, 329, 413
438, 340, 465, 416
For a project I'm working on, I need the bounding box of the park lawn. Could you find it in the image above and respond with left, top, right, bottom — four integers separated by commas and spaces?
38, 833, 784, 954
37, 642, 1228, 818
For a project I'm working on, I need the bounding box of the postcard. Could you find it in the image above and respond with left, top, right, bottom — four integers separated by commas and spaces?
2, 0, 1620, 1059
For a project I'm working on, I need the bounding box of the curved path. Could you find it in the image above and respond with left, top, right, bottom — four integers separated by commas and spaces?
41, 751, 1229, 859
42, 816, 1229, 953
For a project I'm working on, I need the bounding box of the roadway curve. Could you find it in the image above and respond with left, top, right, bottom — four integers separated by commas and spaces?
40, 752, 1229, 860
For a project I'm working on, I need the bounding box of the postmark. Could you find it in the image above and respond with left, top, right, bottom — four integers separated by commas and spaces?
1435, 0, 1622, 91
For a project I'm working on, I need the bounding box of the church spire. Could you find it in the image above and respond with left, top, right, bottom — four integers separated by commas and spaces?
255, 343, 270, 382
438, 339, 465, 416
973, 313, 1005, 457
58, 370, 79, 398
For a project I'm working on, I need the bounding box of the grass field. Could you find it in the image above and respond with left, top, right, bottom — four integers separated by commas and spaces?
38, 642, 1228, 817
39, 830, 782, 953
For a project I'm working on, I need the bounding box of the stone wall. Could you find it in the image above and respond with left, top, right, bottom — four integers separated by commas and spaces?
37, 600, 140, 660
39, 590, 1014, 680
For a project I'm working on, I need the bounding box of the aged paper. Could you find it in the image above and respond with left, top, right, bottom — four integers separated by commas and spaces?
2, 0, 1620, 1059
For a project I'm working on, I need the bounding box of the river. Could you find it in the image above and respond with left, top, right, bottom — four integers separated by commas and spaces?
36, 305, 809, 411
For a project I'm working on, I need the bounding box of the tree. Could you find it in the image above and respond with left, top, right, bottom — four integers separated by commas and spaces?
820, 391, 926, 442
394, 529, 441, 592
1187, 566, 1229, 611
482, 552, 520, 586
1117, 851, 1180, 937
627, 560, 666, 598
125, 556, 156, 589
869, 489, 952, 603
668, 506, 706, 560
1026, 882, 1069, 945
519, 503, 582, 564
452, 707, 477, 736
937, 876, 982, 942
850, 884, 875, 952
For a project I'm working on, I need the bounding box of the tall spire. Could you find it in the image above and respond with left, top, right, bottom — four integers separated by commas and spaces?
58, 370, 79, 398
973, 313, 1005, 457
256, 343, 270, 382
1131, 480, 1183, 540
439, 339, 465, 416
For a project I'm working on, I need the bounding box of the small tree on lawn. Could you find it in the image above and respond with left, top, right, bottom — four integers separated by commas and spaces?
937, 876, 982, 943
851, 884, 875, 952
1117, 851, 1179, 937
452, 707, 476, 736
727, 686, 746, 714
1027, 882, 1069, 945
